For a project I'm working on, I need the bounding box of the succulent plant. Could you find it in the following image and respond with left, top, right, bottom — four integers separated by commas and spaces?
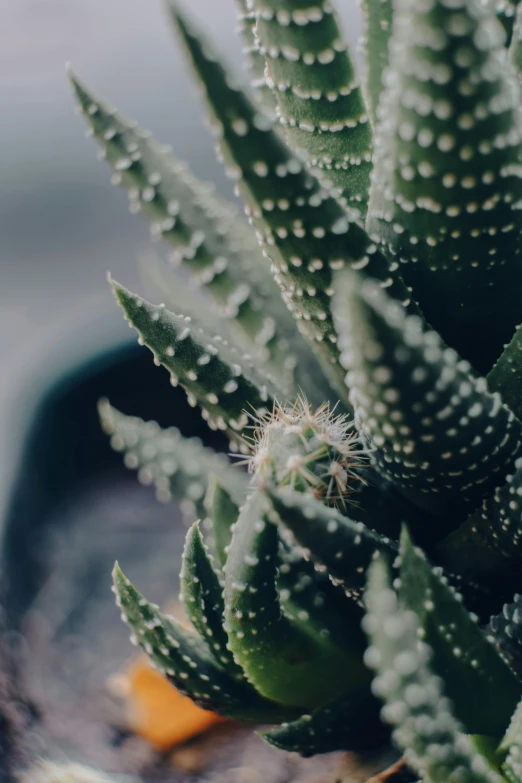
69, 0, 522, 778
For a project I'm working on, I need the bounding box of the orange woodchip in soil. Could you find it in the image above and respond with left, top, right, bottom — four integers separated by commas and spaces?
113, 656, 226, 750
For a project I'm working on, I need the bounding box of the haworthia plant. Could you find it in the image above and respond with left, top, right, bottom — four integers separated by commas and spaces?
251, 0, 373, 216
70, 0, 522, 776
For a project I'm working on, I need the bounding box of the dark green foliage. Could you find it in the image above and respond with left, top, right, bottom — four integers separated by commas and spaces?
399, 530, 520, 737
367, 0, 522, 374
251, 0, 373, 216
223, 491, 368, 708
266, 487, 397, 592
112, 280, 281, 441
205, 478, 240, 568
170, 3, 411, 403
262, 684, 385, 756
490, 593, 522, 678
334, 274, 522, 524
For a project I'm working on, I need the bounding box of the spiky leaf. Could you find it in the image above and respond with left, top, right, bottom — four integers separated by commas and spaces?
266, 487, 397, 592
489, 593, 522, 678
509, 2, 522, 76
501, 697, 522, 783
98, 400, 248, 517
479, 457, 522, 558
170, 5, 412, 403
70, 71, 305, 384
224, 491, 367, 708
205, 477, 240, 569
366, 0, 522, 374
112, 280, 282, 440
252, 0, 373, 216
399, 529, 520, 737
488, 322, 522, 422
334, 274, 522, 524
181, 522, 241, 676
276, 539, 370, 655
364, 557, 503, 783
113, 563, 293, 722
236, 0, 277, 115
360, 0, 393, 128
493, 0, 522, 41
262, 684, 385, 756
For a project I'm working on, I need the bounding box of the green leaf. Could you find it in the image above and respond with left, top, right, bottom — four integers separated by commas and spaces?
510, 3, 522, 78
492, 0, 522, 42
112, 563, 291, 721
236, 0, 277, 116
204, 477, 240, 569
98, 399, 248, 519
252, 0, 373, 217
479, 457, 522, 558
364, 556, 504, 783
399, 529, 521, 738
489, 593, 522, 678
360, 0, 393, 129
501, 697, 522, 782
111, 279, 283, 441
266, 487, 397, 592
223, 491, 367, 708
276, 538, 369, 656
488, 322, 522, 422
69, 70, 307, 387
333, 273, 522, 525
261, 684, 385, 757
180, 522, 242, 676
366, 0, 522, 374
169, 3, 413, 405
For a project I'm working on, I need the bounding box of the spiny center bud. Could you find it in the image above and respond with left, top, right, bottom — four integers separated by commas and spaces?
248, 396, 367, 507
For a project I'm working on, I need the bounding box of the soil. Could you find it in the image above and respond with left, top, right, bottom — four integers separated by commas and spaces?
6, 473, 395, 783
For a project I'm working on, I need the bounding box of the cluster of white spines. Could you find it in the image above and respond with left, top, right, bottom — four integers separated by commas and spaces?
247, 396, 366, 505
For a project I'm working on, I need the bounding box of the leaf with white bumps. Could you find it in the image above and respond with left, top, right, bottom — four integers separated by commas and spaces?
399, 529, 520, 737
70, 71, 304, 385
489, 593, 522, 678
492, 0, 522, 42
236, 0, 277, 116
224, 491, 367, 708
509, 2, 522, 77
113, 563, 292, 722
334, 273, 522, 523
488, 322, 522, 422
501, 696, 522, 782
261, 684, 385, 756
478, 457, 522, 558
366, 0, 522, 374
170, 4, 412, 404
364, 556, 504, 783
112, 280, 281, 440
276, 538, 369, 656
205, 477, 240, 569
266, 487, 397, 592
98, 400, 248, 518
252, 0, 373, 216
181, 522, 242, 677
360, 0, 393, 128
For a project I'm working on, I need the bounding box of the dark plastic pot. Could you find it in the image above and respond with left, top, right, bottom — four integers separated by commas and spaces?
0, 303, 225, 778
